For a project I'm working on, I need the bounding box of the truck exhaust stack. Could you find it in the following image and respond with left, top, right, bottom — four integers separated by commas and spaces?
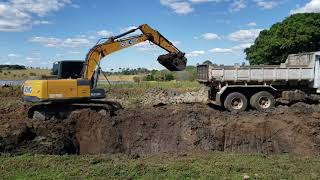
157, 52, 187, 71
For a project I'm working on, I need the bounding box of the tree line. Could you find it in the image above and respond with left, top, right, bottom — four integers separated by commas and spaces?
245, 13, 320, 65
105, 65, 198, 82
0, 65, 26, 70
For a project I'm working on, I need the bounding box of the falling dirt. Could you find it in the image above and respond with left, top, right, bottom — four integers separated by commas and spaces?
2, 98, 320, 156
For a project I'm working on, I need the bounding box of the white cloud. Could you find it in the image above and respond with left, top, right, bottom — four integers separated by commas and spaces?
10, 0, 71, 16
160, 0, 194, 15
202, 33, 220, 40
209, 48, 233, 53
67, 51, 81, 54
119, 26, 141, 36
254, 0, 278, 9
161, 0, 228, 14
134, 40, 180, 52
186, 50, 206, 57
120, 26, 138, 32
209, 43, 253, 53
171, 1, 194, 14
229, 0, 246, 12
33, 20, 51, 25
0, 3, 31, 31
26, 57, 40, 63
7, 53, 19, 57
0, 0, 72, 32
134, 41, 158, 52
231, 43, 253, 50
290, 0, 320, 14
228, 29, 262, 42
97, 30, 113, 37
189, 0, 223, 3
172, 40, 181, 47
247, 22, 257, 26
30, 36, 90, 48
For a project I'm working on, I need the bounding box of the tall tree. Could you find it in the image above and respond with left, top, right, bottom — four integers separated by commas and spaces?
202, 60, 213, 65
245, 13, 320, 65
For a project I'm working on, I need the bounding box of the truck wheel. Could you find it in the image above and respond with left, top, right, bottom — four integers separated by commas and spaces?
224, 92, 248, 112
250, 91, 275, 111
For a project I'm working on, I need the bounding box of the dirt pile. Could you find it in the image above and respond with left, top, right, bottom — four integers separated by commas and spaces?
2, 101, 320, 156
107, 87, 208, 107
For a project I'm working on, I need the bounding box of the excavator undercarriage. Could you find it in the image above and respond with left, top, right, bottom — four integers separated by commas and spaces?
28, 100, 122, 120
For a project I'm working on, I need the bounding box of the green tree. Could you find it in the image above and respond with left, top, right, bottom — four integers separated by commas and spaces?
245, 13, 320, 65
202, 60, 213, 65
164, 73, 174, 81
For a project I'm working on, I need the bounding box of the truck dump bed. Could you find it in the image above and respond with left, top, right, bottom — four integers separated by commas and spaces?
198, 52, 320, 87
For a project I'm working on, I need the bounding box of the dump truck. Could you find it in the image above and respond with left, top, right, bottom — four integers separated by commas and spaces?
197, 52, 320, 112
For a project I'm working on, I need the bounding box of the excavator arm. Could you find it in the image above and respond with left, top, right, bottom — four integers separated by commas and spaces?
82, 24, 187, 80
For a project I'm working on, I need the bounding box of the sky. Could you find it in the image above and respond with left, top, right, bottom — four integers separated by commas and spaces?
0, 0, 320, 71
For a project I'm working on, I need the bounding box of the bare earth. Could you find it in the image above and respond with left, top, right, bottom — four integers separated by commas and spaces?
1, 87, 320, 156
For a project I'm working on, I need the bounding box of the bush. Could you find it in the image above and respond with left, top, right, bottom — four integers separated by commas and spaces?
133, 76, 142, 83
145, 74, 155, 81
164, 73, 174, 81
29, 72, 37, 76
0, 65, 26, 70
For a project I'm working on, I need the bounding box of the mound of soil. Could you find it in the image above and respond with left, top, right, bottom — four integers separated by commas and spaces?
2, 101, 320, 156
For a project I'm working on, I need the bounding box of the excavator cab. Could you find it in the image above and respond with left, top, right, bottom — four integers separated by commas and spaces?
52, 61, 84, 79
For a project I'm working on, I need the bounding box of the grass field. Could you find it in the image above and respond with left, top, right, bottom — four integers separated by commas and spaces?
99, 81, 202, 92
99, 74, 137, 82
1, 153, 320, 179
0, 69, 140, 82
0, 69, 50, 80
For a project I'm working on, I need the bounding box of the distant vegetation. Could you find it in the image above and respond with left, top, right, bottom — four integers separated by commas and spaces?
245, 13, 320, 65
0, 68, 50, 80
0, 65, 26, 70
105, 65, 197, 82
0, 64, 198, 82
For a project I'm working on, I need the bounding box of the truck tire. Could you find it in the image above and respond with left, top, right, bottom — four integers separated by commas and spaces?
250, 91, 275, 111
224, 92, 248, 112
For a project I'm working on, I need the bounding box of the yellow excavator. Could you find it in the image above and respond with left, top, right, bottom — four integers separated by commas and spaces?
23, 24, 187, 120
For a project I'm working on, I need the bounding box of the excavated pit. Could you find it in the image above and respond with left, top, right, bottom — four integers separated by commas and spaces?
2, 101, 320, 156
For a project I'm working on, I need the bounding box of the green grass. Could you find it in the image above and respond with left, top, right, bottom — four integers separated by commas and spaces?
1, 153, 320, 179
99, 81, 203, 91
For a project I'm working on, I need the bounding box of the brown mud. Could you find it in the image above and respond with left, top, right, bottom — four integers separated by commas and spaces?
1, 98, 320, 156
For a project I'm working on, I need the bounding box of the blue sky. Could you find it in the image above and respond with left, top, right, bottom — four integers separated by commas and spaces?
0, 0, 319, 70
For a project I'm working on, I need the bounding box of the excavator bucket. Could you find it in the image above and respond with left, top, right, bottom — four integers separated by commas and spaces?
157, 52, 187, 71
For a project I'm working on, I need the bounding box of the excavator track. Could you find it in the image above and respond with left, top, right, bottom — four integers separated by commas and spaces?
28, 100, 122, 120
